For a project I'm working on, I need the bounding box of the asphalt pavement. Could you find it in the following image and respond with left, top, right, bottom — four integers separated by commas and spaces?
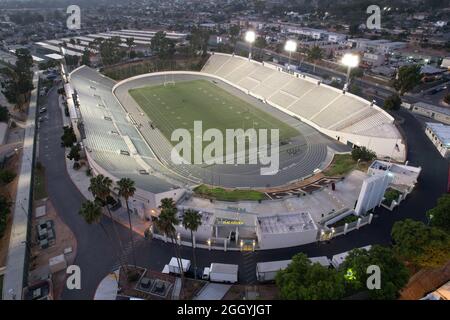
39, 82, 448, 299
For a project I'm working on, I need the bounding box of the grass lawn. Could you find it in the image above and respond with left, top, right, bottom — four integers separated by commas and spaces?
194, 184, 267, 202
33, 164, 47, 200
324, 154, 371, 177
323, 154, 357, 177
129, 80, 298, 157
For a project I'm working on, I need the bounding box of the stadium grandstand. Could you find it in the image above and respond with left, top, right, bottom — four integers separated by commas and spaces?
67, 52, 405, 219
68, 66, 186, 219
202, 53, 406, 162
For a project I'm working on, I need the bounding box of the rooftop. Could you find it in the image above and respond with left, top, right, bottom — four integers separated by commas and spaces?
426, 122, 450, 146
257, 212, 317, 234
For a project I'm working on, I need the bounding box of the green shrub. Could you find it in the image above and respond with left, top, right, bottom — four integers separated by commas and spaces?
444, 93, 450, 104
0, 169, 16, 184
0, 195, 11, 238
351, 147, 376, 162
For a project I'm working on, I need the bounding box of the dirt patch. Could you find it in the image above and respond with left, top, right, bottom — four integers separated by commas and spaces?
0, 152, 21, 267
222, 284, 280, 300
28, 199, 77, 299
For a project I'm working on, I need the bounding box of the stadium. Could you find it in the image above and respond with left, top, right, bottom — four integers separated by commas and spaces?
67, 52, 406, 218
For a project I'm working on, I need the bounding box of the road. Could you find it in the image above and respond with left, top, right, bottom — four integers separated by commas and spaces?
39, 81, 448, 299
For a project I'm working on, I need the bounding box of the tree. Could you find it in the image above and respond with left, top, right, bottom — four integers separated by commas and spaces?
307, 46, 323, 61
307, 46, 323, 73
427, 194, 450, 233
99, 36, 125, 66
116, 178, 137, 268
1, 48, 34, 111
60, 126, 77, 147
0, 106, 9, 122
340, 246, 410, 300
150, 31, 175, 60
125, 37, 135, 59
88, 175, 127, 268
384, 94, 402, 111
78, 200, 126, 278
0, 195, 11, 238
275, 253, 346, 299
229, 25, 240, 44
443, 93, 450, 104
182, 209, 202, 279
0, 169, 16, 184
155, 199, 185, 290
81, 48, 91, 67
351, 146, 376, 162
67, 143, 81, 162
189, 27, 209, 56
392, 65, 421, 95
391, 219, 450, 268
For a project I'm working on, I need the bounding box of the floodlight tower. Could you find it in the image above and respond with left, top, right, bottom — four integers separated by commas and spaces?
284, 40, 297, 70
341, 53, 360, 91
245, 30, 256, 60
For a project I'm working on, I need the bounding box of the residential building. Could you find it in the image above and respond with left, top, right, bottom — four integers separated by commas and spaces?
425, 122, 450, 158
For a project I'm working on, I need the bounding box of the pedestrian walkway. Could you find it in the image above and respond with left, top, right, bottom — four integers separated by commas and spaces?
93, 270, 119, 300
2, 70, 39, 300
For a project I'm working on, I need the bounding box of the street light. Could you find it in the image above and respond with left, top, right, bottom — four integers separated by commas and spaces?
245, 30, 256, 60
341, 53, 360, 90
284, 40, 297, 70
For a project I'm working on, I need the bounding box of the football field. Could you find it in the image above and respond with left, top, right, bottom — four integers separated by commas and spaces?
129, 79, 299, 151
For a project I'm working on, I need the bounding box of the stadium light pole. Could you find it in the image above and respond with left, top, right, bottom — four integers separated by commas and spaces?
284, 40, 297, 71
245, 30, 256, 60
341, 53, 360, 91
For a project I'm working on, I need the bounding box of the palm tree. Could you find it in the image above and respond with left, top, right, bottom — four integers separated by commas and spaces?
78, 200, 126, 279
116, 178, 137, 268
159, 197, 176, 210
307, 46, 323, 73
125, 37, 135, 59
92, 37, 104, 65
88, 175, 126, 268
182, 209, 202, 279
155, 198, 185, 289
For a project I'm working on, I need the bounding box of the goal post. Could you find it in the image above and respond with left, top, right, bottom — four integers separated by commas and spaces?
163, 74, 175, 86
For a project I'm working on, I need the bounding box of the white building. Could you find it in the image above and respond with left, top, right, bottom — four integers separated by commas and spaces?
409, 102, 450, 125
425, 122, 450, 158
363, 52, 386, 67
441, 57, 450, 70
368, 160, 421, 193
354, 173, 393, 215
256, 213, 318, 250
348, 38, 407, 54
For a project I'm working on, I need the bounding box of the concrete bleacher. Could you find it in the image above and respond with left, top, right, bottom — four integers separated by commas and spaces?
202, 54, 401, 142
69, 65, 183, 193
280, 78, 316, 99
248, 65, 275, 82
311, 95, 367, 128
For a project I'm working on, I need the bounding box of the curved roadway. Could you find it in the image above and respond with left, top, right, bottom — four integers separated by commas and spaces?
40, 85, 448, 300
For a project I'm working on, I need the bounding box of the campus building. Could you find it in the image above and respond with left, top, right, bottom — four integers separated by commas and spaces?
425, 122, 450, 158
